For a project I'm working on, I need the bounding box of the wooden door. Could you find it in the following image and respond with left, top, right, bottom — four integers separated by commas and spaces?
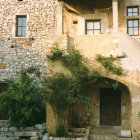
100, 88, 121, 126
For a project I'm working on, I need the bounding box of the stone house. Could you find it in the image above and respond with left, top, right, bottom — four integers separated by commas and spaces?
0, 0, 140, 139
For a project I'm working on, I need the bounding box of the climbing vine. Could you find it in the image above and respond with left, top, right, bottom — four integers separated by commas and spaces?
45, 45, 123, 130
96, 54, 123, 75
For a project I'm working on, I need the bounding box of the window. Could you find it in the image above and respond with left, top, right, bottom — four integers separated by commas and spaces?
85, 20, 101, 35
16, 16, 27, 37
127, 6, 139, 16
127, 19, 139, 36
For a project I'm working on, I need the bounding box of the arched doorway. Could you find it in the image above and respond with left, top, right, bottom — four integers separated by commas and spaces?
72, 77, 132, 131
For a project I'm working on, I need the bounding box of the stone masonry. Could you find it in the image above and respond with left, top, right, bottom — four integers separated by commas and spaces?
0, 0, 64, 81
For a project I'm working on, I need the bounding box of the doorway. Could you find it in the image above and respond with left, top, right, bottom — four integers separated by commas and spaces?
100, 88, 121, 126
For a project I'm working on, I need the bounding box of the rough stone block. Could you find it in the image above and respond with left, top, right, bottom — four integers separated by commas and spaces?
120, 130, 132, 138
24, 127, 35, 131
43, 133, 49, 140
30, 136, 39, 140
0, 64, 6, 69
49, 136, 53, 140
5, 131, 14, 137
14, 131, 37, 137
9, 127, 17, 132
71, 138, 76, 140
65, 138, 71, 140
60, 137, 65, 140
76, 138, 82, 140
53, 137, 61, 140
14, 137, 20, 140
1, 126, 9, 132
0, 120, 9, 127
35, 124, 43, 130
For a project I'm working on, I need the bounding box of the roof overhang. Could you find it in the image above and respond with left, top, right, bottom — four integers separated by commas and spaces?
58, 0, 112, 14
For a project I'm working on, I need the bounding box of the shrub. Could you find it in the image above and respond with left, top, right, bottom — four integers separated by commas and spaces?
0, 66, 46, 127
56, 125, 67, 137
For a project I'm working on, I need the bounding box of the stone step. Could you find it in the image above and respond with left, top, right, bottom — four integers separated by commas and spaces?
68, 132, 86, 137
89, 134, 118, 140
90, 128, 118, 135
69, 128, 86, 133
118, 138, 134, 140
14, 131, 37, 137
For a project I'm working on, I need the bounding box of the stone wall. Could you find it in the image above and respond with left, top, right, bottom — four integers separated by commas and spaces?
0, 0, 58, 81
0, 120, 47, 140
0, 34, 68, 81
0, 0, 57, 39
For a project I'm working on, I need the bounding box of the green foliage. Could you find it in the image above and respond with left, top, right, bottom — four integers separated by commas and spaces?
44, 72, 91, 112
56, 125, 67, 137
47, 45, 84, 67
0, 66, 46, 127
45, 45, 123, 129
96, 54, 123, 75
47, 43, 63, 60
112, 81, 119, 90
45, 46, 99, 127
63, 46, 84, 67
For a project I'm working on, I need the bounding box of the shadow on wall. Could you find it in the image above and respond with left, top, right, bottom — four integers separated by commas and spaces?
118, 33, 140, 71
0, 82, 8, 120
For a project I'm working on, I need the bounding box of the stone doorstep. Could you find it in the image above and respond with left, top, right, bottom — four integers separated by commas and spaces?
89, 134, 118, 140
90, 128, 118, 135
118, 138, 134, 140
119, 130, 132, 138
14, 131, 37, 137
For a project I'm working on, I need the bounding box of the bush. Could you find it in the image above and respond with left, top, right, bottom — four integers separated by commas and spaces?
0, 66, 46, 127
56, 125, 66, 137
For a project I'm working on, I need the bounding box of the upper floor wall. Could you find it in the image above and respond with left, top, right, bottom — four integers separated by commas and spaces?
0, 0, 57, 40
62, 0, 140, 40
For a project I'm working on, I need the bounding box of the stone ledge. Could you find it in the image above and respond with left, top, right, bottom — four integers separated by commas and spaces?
30, 136, 39, 140
14, 131, 37, 137
119, 130, 132, 138
0, 120, 9, 127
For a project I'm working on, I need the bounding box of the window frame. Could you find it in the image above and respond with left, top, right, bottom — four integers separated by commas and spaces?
127, 19, 139, 36
85, 19, 101, 35
127, 6, 139, 16
16, 15, 27, 37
